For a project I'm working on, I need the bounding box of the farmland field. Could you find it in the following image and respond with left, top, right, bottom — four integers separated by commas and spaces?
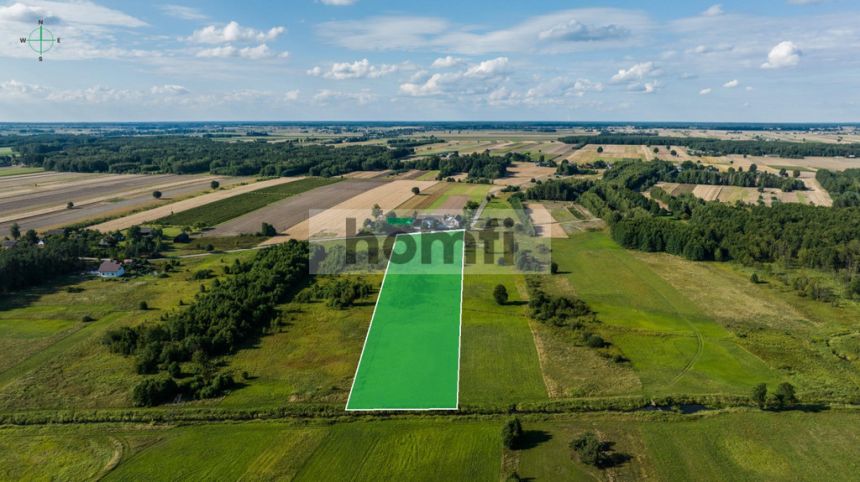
207, 179, 385, 237
347, 231, 464, 410
157, 177, 336, 227
0, 166, 41, 177
552, 231, 782, 396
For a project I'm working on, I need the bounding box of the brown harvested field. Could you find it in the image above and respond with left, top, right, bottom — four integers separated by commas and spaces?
343, 170, 391, 179
655, 181, 830, 206
206, 179, 387, 236
0, 173, 176, 214
90, 177, 302, 232
390, 169, 426, 180
439, 194, 469, 210
0, 174, 247, 228
526, 203, 567, 238
262, 179, 437, 242
393, 182, 449, 211
691, 184, 723, 201
0, 175, 247, 234
495, 162, 557, 187
801, 177, 833, 206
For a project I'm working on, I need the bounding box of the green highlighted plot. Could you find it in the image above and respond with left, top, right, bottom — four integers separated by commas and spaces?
347, 231, 465, 410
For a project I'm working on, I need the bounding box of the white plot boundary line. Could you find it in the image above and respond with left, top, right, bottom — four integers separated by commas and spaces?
345, 229, 466, 412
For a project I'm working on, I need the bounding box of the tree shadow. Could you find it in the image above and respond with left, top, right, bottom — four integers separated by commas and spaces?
600, 441, 632, 469
506, 300, 528, 307
517, 430, 552, 450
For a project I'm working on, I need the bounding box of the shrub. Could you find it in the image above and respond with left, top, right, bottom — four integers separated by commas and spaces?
493, 284, 509, 305
570, 432, 606, 467
260, 222, 277, 237
550, 261, 559, 274
139, 301, 148, 310
501, 418, 523, 449
132, 376, 178, 407
585, 333, 605, 348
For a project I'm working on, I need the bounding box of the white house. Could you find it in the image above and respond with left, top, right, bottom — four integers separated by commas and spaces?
97, 260, 125, 278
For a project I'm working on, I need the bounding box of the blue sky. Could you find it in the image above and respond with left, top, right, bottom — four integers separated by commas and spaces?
0, 0, 858, 122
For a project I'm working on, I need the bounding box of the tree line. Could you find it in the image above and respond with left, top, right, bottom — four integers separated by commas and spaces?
816, 168, 860, 207
412, 151, 522, 180
102, 240, 310, 406
603, 159, 805, 192
558, 133, 860, 158
0, 230, 96, 293
4, 135, 410, 177
524, 161, 860, 296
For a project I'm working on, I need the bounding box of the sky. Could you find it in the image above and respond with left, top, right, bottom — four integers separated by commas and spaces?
0, 0, 858, 122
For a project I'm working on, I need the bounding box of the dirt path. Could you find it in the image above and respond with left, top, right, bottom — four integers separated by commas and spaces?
90, 177, 303, 232
526, 203, 567, 238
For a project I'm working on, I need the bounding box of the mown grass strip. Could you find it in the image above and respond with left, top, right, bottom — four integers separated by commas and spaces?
156, 177, 338, 227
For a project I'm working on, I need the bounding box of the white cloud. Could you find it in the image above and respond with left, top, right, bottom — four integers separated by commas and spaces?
0, 1, 145, 27
307, 59, 397, 80
702, 4, 724, 17
320, 0, 357, 5
284, 90, 300, 101
700, 88, 713, 95
610, 62, 655, 83
150, 84, 189, 95
464, 57, 509, 78
313, 89, 375, 105
537, 19, 630, 42
761, 40, 801, 69
196, 44, 275, 60
723, 79, 739, 88
631, 81, 660, 94
399, 57, 510, 97
317, 9, 650, 54
159, 5, 207, 21
400, 74, 444, 96
190, 21, 285, 44
431, 56, 463, 68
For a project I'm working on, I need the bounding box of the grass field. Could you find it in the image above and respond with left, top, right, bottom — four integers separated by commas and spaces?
0, 166, 42, 177
459, 274, 548, 405
157, 177, 338, 227
551, 232, 781, 396
0, 252, 253, 411
347, 231, 465, 410
4, 411, 860, 480
295, 420, 500, 481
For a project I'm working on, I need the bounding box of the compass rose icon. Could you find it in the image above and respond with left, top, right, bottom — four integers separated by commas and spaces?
19, 19, 60, 62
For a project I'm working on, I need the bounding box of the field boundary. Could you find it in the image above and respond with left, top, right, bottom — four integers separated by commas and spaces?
345, 230, 466, 412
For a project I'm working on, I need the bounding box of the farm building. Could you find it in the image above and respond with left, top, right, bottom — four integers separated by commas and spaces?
96, 260, 125, 278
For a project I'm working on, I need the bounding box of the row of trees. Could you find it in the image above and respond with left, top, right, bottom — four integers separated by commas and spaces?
558, 133, 860, 158
0, 230, 97, 293
816, 168, 860, 207
603, 159, 805, 192
103, 240, 310, 406
6, 135, 410, 177
525, 161, 860, 296
412, 151, 524, 180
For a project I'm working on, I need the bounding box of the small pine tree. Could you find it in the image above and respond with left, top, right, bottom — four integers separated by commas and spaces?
493, 284, 509, 305
411, 186, 420, 195
139, 301, 148, 310
750, 273, 760, 284
551, 262, 559, 274
210, 180, 220, 189
152, 190, 162, 199
752, 383, 768, 409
